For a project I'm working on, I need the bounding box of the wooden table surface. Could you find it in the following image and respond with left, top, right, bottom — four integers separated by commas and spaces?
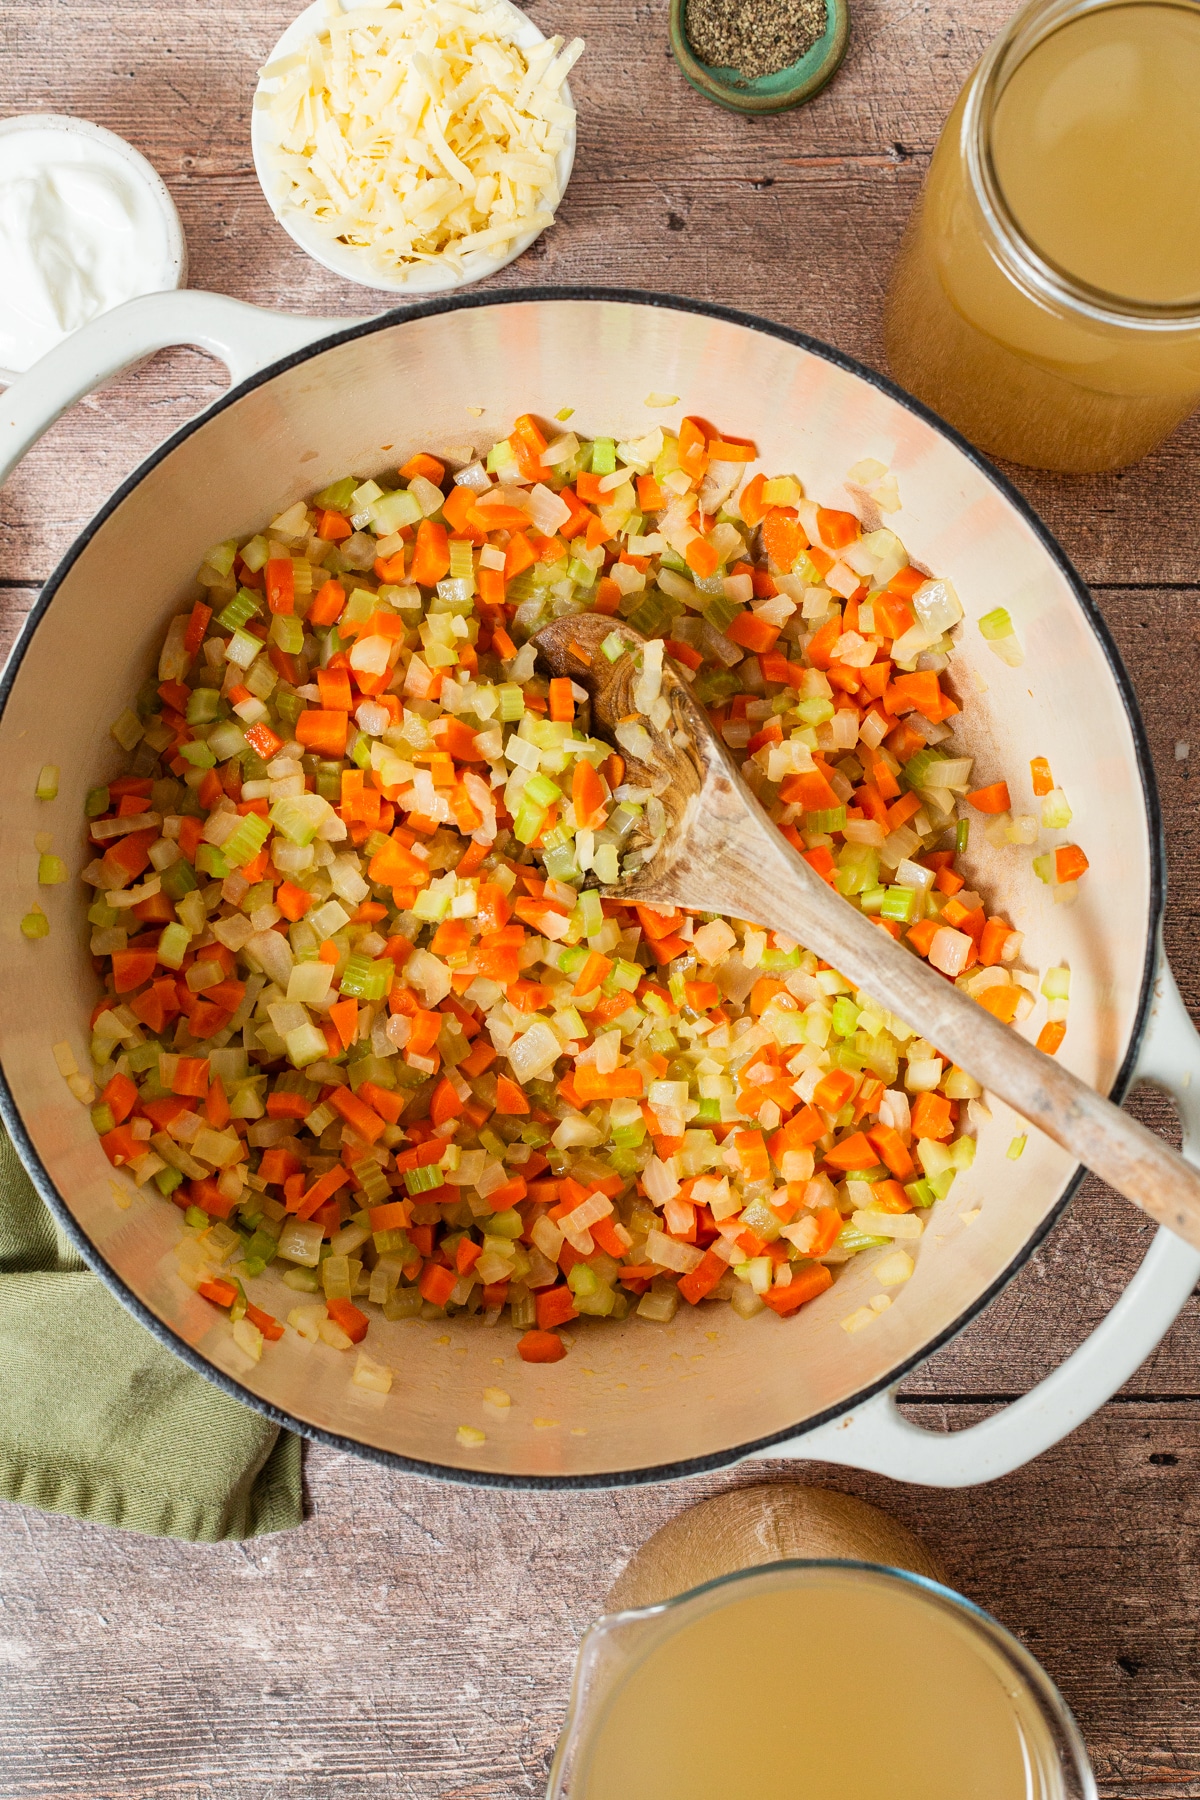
2, 0, 1199, 1793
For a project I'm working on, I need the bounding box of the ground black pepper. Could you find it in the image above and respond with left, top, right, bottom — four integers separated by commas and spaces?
685, 0, 826, 79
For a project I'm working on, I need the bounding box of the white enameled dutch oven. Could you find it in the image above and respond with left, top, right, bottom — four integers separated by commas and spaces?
1, 289, 1198, 1491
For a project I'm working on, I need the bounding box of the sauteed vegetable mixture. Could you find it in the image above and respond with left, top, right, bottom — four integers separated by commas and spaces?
75, 414, 1085, 1368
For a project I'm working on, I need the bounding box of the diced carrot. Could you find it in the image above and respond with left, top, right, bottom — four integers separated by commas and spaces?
517, 1329, 567, 1363
317, 510, 353, 543
245, 1302, 285, 1341
725, 611, 780, 653
812, 1068, 855, 1113
275, 882, 314, 922
112, 945, 158, 993
866, 1124, 915, 1182
1030, 756, 1054, 797
762, 507, 804, 571
805, 613, 843, 670
295, 709, 348, 756
910, 1092, 954, 1141
495, 1075, 530, 1115
536, 1285, 578, 1331
976, 984, 1023, 1024
816, 507, 860, 548
326, 1296, 370, 1342
309, 580, 347, 626
329, 1087, 386, 1144
410, 519, 450, 587
779, 768, 840, 811
679, 1249, 727, 1305
677, 416, 709, 479
967, 781, 1012, 813
685, 536, 720, 579
1037, 1020, 1067, 1056
198, 1277, 238, 1309
549, 677, 575, 722
977, 916, 1013, 966
762, 1263, 833, 1316
823, 1131, 877, 1172
1055, 844, 1089, 884
265, 558, 294, 615
400, 451, 445, 484
419, 1263, 457, 1309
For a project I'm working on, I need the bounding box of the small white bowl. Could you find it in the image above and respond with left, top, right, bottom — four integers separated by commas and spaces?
250, 0, 577, 294
0, 115, 186, 384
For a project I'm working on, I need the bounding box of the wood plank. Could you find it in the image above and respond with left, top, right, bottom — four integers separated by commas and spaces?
0, 1415, 1195, 1798
1, 0, 1198, 585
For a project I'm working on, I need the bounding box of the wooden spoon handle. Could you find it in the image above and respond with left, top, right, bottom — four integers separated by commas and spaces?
654, 775, 1200, 1252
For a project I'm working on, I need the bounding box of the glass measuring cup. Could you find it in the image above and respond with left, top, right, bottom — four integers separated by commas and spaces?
883, 0, 1200, 472
549, 1560, 1097, 1799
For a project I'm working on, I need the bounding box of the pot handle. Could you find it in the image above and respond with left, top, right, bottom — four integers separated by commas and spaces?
753, 937, 1200, 1488
0, 290, 359, 488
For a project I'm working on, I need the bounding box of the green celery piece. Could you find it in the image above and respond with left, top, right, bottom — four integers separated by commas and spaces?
160, 858, 198, 900
978, 606, 1013, 641
216, 590, 260, 634
314, 477, 359, 512
404, 1163, 445, 1196
186, 687, 223, 726
590, 438, 617, 476
196, 843, 230, 879
85, 785, 111, 819
222, 814, 271, 868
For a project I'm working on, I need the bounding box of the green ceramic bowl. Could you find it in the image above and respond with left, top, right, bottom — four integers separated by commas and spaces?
668, 0, 849, 114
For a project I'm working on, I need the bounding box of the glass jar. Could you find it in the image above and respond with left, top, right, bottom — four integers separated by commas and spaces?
883, 0, 1200, 472
549, 1560, 1098, 1800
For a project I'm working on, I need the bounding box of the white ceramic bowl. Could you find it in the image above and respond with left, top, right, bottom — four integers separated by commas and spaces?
250, 0, 578, 294
0, 114, 186, 385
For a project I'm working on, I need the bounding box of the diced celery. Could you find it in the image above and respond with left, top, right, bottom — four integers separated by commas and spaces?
405, 1163, 445, 1195
601, 631, 626, 662
339, 954, 393, 1001
20, 909, 49, 939
1007, 1134, 1027, 1160
179, 740, 217, 769
795, 696, 835, 725
186, 687, 223, 725
38, 855, 67, 886
85, 785, 110, 819
35, 764, 59, 802
880, 885, 918, 923
157, 922, 191, 969
161, 859, 198, 900
524, 772, 563, 810
196, 844, 230, 879
956, 817, 970, 853
703, 594, 741, 634
222, 814, 271, 868
1041, 965, 1070, 1001
216, 590, 260, 633
805, 806, 846, 833
269, 614, 302, 655
978, 606, 1013, 640
90, 1103, 115, 1135
590, 437, 616, 475
110, 709, 144, 751
513, 799, 548, 845
497, 683, 525, 722
156, 1168, 185, 1198
314, 476, 358, 512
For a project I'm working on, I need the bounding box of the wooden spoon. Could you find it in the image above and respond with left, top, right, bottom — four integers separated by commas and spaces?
534, 612, 1200, 1251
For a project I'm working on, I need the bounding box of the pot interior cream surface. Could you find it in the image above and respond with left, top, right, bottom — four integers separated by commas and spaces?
0, 299, 1155, 1480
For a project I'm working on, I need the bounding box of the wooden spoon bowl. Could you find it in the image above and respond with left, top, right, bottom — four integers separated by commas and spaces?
535, 611, 1200, 1250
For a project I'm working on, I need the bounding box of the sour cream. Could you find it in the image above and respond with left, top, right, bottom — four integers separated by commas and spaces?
0, 117, 185, 378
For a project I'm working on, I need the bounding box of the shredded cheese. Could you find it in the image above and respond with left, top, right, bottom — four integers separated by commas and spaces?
256, 0, 582, 280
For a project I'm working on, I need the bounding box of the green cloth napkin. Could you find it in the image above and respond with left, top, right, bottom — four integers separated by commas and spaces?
0, 1127, 303, 1541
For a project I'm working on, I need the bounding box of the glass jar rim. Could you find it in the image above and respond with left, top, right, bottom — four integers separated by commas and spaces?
965, 0, 1200, 330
